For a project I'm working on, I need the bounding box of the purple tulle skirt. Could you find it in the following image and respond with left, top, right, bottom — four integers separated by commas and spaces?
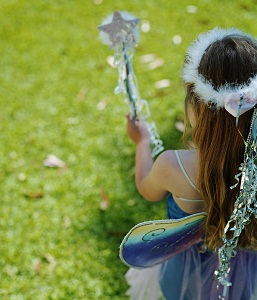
125, 194, 257, 299
126, 245, 257, 300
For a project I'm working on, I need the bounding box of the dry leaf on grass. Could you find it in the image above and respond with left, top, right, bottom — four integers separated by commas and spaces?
44, 253, 56, 274
99, 188, 110, 211
154, 79, 171, 89
33, 259, 41, 275
23, 192, 44, 199
139, 54, 156, 63
186, 5, 198, 13
33, 254, 56, 275
77, 87, 88, 101
43, 154, 66, 168
96, 99, 107, 111
94, 0, 102, 4
147, 57, 164, 70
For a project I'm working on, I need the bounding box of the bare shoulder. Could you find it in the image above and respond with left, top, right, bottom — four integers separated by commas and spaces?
155, 149, 197, 169
152, 150, 181, 182
153, 149, 198, 191
155, 150, 177, 166
176, 149, 198, 177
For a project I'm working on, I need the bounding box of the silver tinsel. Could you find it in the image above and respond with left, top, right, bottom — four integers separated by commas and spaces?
113, 44, 164, 157
215, 107, 257, 297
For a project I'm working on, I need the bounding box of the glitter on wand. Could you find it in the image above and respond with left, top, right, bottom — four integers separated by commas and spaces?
98, 10, 164, 157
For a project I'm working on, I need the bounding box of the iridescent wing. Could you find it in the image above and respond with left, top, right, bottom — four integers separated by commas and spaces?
120, 213, 207, 268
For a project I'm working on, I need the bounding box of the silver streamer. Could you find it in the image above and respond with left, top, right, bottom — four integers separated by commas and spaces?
113, 44, 164, 157
98, 11, 164, 157
215, 107, 257, 297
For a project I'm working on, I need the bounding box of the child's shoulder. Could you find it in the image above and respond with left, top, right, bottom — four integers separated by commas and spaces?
156, 149, 197, 166
154, 149, 198, 182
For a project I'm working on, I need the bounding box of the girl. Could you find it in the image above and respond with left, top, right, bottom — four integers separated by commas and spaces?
125, 28, 257, 299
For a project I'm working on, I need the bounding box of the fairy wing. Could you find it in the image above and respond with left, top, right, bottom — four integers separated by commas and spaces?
120, 212, 207, 268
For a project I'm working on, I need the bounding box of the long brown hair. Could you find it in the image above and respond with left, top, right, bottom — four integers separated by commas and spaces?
184, 35, 257, 250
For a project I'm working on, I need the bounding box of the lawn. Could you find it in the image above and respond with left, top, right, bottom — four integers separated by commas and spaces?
0, 0, 257, 299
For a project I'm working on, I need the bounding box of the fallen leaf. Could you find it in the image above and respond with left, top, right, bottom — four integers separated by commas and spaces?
96, 99, 107, 111
43, 155, 66, 168
186, 5, 198, 13
139, 54, 156, 63
99, 188, 110, 211
33, 259, 41, 275
4, 264, 18, 276
155, 79, 171, 89
23, 192, 44, 199
147, 57, 164, 70
44, 253, 56, 273
77, 87, 87, 101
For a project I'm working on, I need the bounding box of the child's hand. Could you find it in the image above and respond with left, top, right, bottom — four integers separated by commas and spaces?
126, 114, 150, 144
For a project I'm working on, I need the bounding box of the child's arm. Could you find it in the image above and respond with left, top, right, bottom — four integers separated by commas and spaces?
126, 115, 169, 201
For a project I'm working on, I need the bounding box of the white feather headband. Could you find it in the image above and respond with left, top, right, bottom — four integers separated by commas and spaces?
182, 27, 257, 117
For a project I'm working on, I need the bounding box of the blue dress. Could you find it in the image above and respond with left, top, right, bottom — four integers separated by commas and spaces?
125, 149, 257, 299
159, 194, 257, 300
125, 194, 257, 299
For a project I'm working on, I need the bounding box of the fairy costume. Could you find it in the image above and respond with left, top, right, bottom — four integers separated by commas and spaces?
125, 151, 257, 299
122, 28, 257, 299
160, 154, 257, 300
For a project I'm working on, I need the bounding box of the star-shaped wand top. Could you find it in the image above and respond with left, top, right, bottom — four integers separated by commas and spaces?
98, 10, 140, 49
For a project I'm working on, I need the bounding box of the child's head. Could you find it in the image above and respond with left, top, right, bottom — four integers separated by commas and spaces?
198, 34, 257, 86
183, 29, 257, 123
184, 31, 257, 149
182, 28, 257, 251
182, 28, 257, 287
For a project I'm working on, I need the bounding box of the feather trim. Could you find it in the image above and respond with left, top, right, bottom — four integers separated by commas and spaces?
182, 28, 257, 108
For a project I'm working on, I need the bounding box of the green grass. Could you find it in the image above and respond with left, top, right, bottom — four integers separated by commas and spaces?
0, 0, 257, 299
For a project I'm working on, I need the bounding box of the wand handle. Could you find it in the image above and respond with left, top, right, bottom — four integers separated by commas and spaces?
123, 45, 137, 118
98, 10, 164, 157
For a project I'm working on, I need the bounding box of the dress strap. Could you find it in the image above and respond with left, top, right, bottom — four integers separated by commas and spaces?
175, 150, 200, 193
